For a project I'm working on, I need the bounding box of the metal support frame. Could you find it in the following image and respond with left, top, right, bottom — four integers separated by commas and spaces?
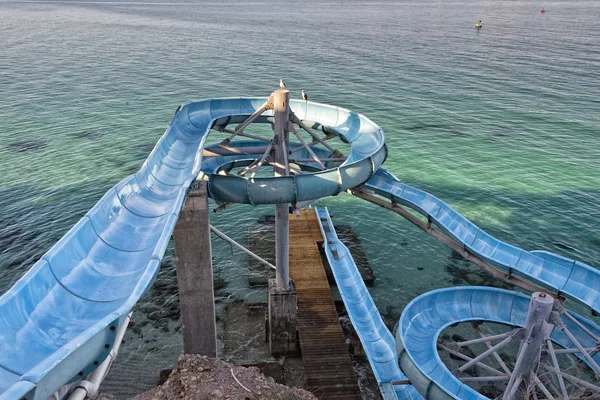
203, 145, 270, 157
541, 364, 600, 393
210, 225, 276, 270
503, 292, 554, 400
474, 323, 513, 375
291, 157, 347, 163
221, 97, 273, 145
456, 331, 513, 348
290, 112, 337, 154
545, 339, 569, 399
238, 140, 273, 177
438, 344, 509, 377
458, 334, 515, 373
443, 291, 600, 399
290, 125, 326, 170
552, 312, 600, 376
213, 126, 272, 143
66, 312, 133, 400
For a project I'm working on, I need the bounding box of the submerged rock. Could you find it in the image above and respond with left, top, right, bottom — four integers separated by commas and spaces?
131, 355, 316, 400
69, 130, 102, 139
7, 139, 48, 152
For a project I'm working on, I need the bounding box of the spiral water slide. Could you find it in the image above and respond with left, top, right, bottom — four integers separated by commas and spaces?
1, 96, 599, 400
0, 97, 388, 400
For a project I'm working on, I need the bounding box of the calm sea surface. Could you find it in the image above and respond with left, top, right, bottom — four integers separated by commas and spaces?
1, 0, 599, 397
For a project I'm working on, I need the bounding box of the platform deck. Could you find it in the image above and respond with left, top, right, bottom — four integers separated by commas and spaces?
289, 209, 362, 400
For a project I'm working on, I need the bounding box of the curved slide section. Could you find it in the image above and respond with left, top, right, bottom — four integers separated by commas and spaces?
396, 286, 600, 399
364, 169, 600, 314
204, 101, 387, 204
316, 207, 422, 400
0, 98, 385, 399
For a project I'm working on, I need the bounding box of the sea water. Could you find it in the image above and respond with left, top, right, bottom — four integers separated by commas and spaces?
1, 0, 599, 397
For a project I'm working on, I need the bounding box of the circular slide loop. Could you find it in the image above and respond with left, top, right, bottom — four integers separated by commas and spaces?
396, 286, 600, 399
171, 97, 387, 204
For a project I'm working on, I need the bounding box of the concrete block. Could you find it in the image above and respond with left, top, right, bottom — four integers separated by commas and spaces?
268, 278, 299, 357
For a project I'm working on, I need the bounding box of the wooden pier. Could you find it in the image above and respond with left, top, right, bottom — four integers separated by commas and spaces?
289, 209, 362, 400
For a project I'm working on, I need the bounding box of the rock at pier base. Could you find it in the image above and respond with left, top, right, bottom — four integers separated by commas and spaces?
132, 354, 316, 400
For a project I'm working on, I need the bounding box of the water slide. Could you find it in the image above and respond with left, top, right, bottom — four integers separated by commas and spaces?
0, 97, 387, 399
395, 286, 600, 399
2, 96, 599, 399
316, 200, 600, 399
202, 137, 600, 398
363, 168, 600, 314
316, 207, 420, 400
349, 170, 600, 399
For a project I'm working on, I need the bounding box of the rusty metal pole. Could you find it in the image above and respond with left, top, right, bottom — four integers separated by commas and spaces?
273, 89, 290, 289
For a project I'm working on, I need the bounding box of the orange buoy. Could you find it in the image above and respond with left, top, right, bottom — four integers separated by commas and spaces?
541, 7, 545, 12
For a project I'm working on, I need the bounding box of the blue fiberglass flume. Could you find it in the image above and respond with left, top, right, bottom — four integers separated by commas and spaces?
316, 206, 600, 399
1, 96, 599, 400
0, 97, 388, 399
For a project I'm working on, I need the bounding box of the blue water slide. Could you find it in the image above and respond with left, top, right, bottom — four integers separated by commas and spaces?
0, 98, 386, 399
396, 286, 600, 399
204, 103, 387, 204
316, 207, 422, 400
364, 169, 600, 314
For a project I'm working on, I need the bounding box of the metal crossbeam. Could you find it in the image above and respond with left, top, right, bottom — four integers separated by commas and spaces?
545, 339, 569, 399
290, 112, 337, 153
542, 364, 600, 394
458, 335, 515, 373
221, 98, 273, 144
290, 126, 325, 170
553, 314, 600, 376
532, 374, 556, 400
438, 344, 508, 377
213, 126, 272, 143
474, 324, 513, 376
210, 225, 276, 270
456, 331, 512, 347
238, 141, 272, 178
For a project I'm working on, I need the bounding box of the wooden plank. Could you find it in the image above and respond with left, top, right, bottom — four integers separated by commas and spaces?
289, 209, 361, 400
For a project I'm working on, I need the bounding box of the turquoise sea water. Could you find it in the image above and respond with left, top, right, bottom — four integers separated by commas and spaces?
1, 0, 599, 397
